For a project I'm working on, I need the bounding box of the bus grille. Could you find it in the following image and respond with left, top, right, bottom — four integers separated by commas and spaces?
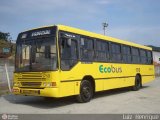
21, 82, 41, 87
17, 72, 49, 81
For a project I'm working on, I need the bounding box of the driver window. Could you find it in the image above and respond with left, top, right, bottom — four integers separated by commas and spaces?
60, 35, 78, 70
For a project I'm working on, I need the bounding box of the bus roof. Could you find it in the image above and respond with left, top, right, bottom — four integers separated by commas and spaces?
22, 24, 152, 50
57, 25, 152, 50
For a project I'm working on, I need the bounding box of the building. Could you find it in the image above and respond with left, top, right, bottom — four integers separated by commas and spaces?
148, 45, 160, 76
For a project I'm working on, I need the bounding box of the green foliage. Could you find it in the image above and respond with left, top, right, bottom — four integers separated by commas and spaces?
0, 31, 15, 57
0, 31, 12, 41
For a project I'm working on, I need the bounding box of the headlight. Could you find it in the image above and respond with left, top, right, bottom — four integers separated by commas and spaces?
46, 83, 52, 87
43, 82, 56, 87
43, 82, 47, 87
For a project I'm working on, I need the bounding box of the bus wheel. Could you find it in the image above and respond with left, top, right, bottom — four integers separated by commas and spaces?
76, 80, 93, 103
132, 75, 141, 91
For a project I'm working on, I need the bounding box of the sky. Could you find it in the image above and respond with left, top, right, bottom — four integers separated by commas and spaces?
0, 0, 160, 46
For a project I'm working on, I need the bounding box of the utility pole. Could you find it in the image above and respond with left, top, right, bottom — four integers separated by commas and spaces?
102, 22, 108, 35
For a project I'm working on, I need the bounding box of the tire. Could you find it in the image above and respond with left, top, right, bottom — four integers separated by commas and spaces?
132, 75, 141, 91
76, 80, 93, 103
44, 97, 53, 101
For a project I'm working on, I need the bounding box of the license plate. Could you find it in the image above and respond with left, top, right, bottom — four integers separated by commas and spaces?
22, 90, 39, 95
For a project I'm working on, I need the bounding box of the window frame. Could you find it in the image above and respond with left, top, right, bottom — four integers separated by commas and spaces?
95, 39, 109, 62
131, 47, 140, 64
147, 50, 153, 65
59, 31, 153, 66
80, 36, 95, 62
59, 31, 79, 71
121, 45, 132, 63
110, 42, 122, 63
139, 49, 147, 64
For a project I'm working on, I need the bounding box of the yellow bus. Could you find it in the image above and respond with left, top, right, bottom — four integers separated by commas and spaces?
13, 25, 155, 102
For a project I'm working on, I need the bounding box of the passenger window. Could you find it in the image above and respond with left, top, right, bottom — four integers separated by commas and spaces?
132, 47, 140, 63
122, 45, 132, 63
111, 43, 121, 62
147, 51, 153, 64
95, 40, 109, 62
80, 37, 94, 61
60, 34, 78, 70
140, 49, 147, 64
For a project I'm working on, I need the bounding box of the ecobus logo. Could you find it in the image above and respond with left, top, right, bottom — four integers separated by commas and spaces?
99, 65, 122, 73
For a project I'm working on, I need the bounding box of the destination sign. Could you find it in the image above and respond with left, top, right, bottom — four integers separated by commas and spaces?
31, 30, 51, 37
17, 26, 56, 41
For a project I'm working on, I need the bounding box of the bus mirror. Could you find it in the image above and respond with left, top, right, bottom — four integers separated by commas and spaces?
67, 38, 71, 47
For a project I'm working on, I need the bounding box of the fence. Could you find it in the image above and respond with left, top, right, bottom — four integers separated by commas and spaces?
0, 58, 14, 96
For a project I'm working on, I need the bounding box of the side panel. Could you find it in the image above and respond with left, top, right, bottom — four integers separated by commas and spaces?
13, 63, 155, 98
58, 62, 155, 97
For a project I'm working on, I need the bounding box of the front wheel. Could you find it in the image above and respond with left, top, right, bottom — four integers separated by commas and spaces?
76, 80, 93, 103
132, 75, 141, 91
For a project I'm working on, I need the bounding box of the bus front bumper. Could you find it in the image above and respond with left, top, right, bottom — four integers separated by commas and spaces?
12, 87, 60, 98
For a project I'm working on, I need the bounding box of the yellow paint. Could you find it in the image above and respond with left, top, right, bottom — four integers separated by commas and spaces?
13, 25, 155, 98
57, 25, 152, 50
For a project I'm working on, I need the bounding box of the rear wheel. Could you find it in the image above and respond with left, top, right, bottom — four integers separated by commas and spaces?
132, 75, 141, 91
76, 80, 93, 103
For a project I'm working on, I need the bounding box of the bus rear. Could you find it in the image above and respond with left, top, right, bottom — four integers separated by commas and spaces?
13, 26, 61, 97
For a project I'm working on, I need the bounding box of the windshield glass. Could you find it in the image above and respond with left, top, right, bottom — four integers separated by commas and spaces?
15, 37, 57, 72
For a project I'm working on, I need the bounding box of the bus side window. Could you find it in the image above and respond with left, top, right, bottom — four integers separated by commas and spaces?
60, 37, 78, 70
147, 51, 153, 64
122, 45, 132, 63
111, 43, 121, 62
80, 37, 94, 61
131, 47, 140, 64
140, 49, 147, 64
95, 40, 109, 62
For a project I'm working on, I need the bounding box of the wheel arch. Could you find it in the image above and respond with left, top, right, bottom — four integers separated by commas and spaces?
136, 73, 142, 86
136, 73, 142, 83
82, 75, 95, 93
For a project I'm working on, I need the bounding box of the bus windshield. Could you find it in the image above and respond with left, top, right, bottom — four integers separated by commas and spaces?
15, 37, 57, 72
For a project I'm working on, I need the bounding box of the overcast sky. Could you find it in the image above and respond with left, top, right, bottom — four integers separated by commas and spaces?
1, 0, 160, 46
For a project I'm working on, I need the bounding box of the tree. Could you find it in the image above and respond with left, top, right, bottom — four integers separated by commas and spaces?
0, 31, 12, 41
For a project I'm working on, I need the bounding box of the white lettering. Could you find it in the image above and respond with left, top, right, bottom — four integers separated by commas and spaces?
123, 114, 133, 119
65, 34, 75, 38
31, 30, 51, 37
